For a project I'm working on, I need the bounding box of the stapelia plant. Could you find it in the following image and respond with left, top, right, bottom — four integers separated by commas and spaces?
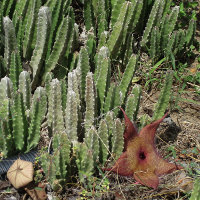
105, 108, 182, 189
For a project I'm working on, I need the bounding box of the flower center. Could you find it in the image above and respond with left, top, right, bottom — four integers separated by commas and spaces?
139, 151, 146, 160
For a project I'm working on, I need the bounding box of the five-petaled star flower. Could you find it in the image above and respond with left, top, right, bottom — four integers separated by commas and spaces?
105, 108, 182, 189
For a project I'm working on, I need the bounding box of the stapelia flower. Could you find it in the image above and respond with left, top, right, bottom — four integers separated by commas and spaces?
105, 108, 182, 189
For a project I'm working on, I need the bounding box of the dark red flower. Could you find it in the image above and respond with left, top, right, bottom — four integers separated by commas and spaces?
105, 108, 182, 189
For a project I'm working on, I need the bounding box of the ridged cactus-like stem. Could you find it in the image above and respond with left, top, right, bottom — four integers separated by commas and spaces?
149, 27, 157, 59
68, 70, 80, 107
152, 71, 173, 121
105, 111, 114, 137
173, 31, 181, 56
111, 0, 124, 28
44, 72, 54, 95
130, 0, 143, 32
52, 133, 71, 179
12, 92, 28, 151
0, 98, 9, 121
141, 1, 193, 61
71, 23, 79, 53
105, 111, 114, 152
165, 31, 176, 57
40, 151, 57, 186
40, 126, 71, 190
12, 0, 29, 32
103, 83, 116, 113
86, 29, 96, 63
3, 16, 17, 70
9, 51, 23, 91
59, 133, 71, 179
0, 8, 3, 50
111, 0, 117, 10
119, 54, 137, 102
161, 6, 179, 51
122, 30, 133, 66
60, 79, 67, 113
47, 79, 65, 135
125, 84, 141, 121
65, 90, 78, 143
19, 71, 31, 110
95, 46, 109, 81
176, 29, 186, 53
121, 1, 135, 44
107, 1, 130, 58
27, 87, 47, 151
83, 0, 94, 31
63, 0, 72, 14
76, 47, 90, 99
0, 77, 13, 100
0, 100, 14, 157
23, 0, 41, 59
75, 142, 94, 183
1, 0, 14, 17
113, 87, 123, 116
189, 178, 200, 200
91, 0, 98, 17
98, 119, 109, 165
95, 46, 111, 112
162, 0, 172, 19
97, 0, 107, 38
140, 0, 161, 47
15, 13, 23, 54
30, 6, 51, 90
43, 16, 73, 82
155, 26, 161, 58
155, 0, 165, 28
0, 56, 6, 76
97, 31, 108, 52
84, 126, 99, 165
45, 0, 65, 59
0, 121, 9, 157
111, 118, 124, 159
185, 19, 196, 46
84, 72, 95, 133
108, 55, 138, 116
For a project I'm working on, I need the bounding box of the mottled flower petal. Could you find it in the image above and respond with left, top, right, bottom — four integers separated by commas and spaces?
120, 107, 138, 150
105, 152, 133, 176
134, 171, 159, 189
105, 108, 182, 189
139, 112, 169, 141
